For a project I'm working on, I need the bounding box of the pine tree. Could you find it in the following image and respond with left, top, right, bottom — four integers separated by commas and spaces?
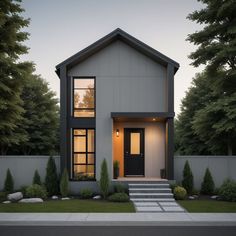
33, 170, 41, 185
45, 156, 58, 196
99, 159, 110, 199
60, 168, 69, 197
201, 168, 215, 195
0, 0, 32, 154
4, 168, 14, 193
182, 161, 194, 194
187, 0, 236, 155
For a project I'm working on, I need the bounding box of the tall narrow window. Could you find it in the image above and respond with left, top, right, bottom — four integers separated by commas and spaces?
73, 129, 95, 180
73, 78, 95, 117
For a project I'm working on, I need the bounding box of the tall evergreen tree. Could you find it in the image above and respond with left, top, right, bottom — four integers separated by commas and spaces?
175, 72, 213, 155
0, 0, 32, 154
186, 0, 236, 155
14, 69, 59, 155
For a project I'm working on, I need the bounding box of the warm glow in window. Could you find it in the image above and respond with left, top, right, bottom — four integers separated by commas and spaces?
130, 133, 140, 155
73, 78, 95, 117
73, 129, 95, 180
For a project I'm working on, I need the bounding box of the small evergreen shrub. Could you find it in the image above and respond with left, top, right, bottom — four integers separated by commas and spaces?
219, 179, 236, 202
0, 192, 7, 201
60, 168, 69, 197
191, 189, 200, 195
174, 186, 187, 200
33, 170, 41, 185
20, 185, 28, 196
4, 169, 14, 193
80, 188, 93, 199
99, 159, 110, 199
182, 161, 193, 194
170, 183, 178, 193
201, 168, 215, 195
113, 183, 127, 194
45, 156, 58, 196
108, 193, 129, 202
26, 184, 47, 199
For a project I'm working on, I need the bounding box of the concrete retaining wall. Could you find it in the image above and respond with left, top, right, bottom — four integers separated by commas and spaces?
174, 156, 236, 189
0, 156, 60, 190
1, 155, 236, 191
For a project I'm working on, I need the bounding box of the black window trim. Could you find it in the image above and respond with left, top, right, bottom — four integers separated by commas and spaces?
72, 128, 96, 181
72, 76, 96, 118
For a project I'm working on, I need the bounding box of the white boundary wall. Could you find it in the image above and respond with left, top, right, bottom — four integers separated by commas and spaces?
1, 156, 236, 190
174, 156, 236, 189
0, 156, 60, 190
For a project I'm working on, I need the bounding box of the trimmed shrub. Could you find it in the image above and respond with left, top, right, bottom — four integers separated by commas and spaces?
60, 168, 69, 197
4, 169, 14, 193
80, 188, 93, 199
219, 179, 236, 202
113, 183, 127, 193
201, 168, 215, 195
0, 192, 7, 201
174, 186, 187, 200
33, 170, 41, 185
182, 161, 193, 194
99, 159, 110, 199
113, 160, 119, 179
191, 189, 200, 195
20, 186, 28, 196
45, 156, 58, 196
170, 183, 178, 193
108, 193, 129, 202
26, 184, 47, 199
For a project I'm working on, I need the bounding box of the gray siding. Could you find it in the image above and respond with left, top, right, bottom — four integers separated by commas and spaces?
68, 40, 167, 178
68, 41, 167, 112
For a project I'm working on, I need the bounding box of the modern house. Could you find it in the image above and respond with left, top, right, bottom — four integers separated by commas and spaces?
55, 28, 179, 185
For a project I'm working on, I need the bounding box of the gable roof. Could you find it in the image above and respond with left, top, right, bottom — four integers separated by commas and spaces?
55, 28, 179, 76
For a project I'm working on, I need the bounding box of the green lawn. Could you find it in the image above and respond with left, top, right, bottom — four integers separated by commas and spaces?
178, 200, 236, 213
0, 199, 135, 213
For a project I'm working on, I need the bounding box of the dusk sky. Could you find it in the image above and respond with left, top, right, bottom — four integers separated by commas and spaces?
21, 0, 205, 115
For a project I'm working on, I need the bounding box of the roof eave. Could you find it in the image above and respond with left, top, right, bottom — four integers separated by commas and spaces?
55, 28, 180, 77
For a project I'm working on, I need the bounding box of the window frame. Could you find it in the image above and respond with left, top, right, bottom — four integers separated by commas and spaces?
72, 77, 96, 118
72, 128, 96, 181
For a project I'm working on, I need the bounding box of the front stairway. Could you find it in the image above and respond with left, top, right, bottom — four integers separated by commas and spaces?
128, 180, 185, 212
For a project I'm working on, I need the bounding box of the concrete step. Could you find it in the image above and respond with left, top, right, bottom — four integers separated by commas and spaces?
129, 188, 171, 193
129, 193, 173, 199
130, 198, 175, 202
126, 180, 168, 185
128, 183, 170, 188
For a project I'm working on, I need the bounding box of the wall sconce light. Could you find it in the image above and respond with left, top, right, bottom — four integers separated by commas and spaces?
116, 129, 119, 137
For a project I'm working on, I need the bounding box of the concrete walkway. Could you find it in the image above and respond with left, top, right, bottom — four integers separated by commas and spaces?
0, 213, 236, 226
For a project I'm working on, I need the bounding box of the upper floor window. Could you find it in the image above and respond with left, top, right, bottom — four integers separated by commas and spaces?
73, 78, 95, 117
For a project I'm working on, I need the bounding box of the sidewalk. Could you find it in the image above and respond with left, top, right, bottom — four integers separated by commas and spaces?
0, 213, 236, 226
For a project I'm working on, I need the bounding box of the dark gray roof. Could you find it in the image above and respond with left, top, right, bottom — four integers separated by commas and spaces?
56, 28, 179, 76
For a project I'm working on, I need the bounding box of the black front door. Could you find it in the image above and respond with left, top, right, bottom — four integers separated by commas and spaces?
124, 128, 144, 176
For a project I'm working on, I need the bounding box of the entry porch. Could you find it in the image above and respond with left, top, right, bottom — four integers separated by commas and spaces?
111, 112, 174, 180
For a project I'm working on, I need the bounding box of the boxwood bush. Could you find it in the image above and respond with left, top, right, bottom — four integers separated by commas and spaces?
174, 186, 187, 200
26, 184, 48, 199
80, 188, 93, 199
113, 183, 128, 194
219, 179, 236, 202
108, 193, 129, 202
